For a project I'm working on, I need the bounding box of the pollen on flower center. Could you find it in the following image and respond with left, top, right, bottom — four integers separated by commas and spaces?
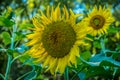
41, 21, 76, 58
90, 15, 105, 30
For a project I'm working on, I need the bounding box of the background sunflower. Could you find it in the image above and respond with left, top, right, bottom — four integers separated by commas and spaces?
83, 6, 114, 36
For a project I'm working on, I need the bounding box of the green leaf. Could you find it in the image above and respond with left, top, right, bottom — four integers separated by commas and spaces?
93, 41, 101, 48
104, 58, 120, 67
1, 32, 11, 45
13, 52, 31, 64
78, 51, 91, 64
85, 66, 113, 79
80, 51, 91, 60
115, 68, 120, 77
100, 60, 118, 67
86, 34, 94, 41
108, 27, 120, 33
15, 8, 24, 16
112, 52, 120, 60
19, 23, 33, 29
0, 16, 15, 27
7, 49, 15, 55
15, 32, 26, 41
13, 52, 39, 65
116, 45, 120, 50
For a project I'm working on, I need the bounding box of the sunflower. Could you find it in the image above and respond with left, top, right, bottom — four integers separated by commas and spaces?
83, 6, 114, 36
26, 4, 86, 75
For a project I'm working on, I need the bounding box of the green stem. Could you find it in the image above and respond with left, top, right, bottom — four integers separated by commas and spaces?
16, 66, 35, 80
4, 25, 16, 80
0, 48, 6, 52
64, 67, 69, 80
11, 55, 23, 64
16, 71, 32, 80
0, 73, 5, 79
10, 25, 16, 50
4, 54, 12, 80
71, 67, 85, 80
113, 67, 118, 79
100, 38, 106, 54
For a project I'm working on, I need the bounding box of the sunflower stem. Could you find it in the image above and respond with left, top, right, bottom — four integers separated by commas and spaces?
64, 67, 69, 80
4, 54, 12, 80
0, 73, 5, 79
100, 38, 106, 55
71, 66, 85, 80
11, 54, 23, 64
10, 25, 16, 50
16, 65, 35, 80
16, 71, 32, 80
4, 24, 16, 80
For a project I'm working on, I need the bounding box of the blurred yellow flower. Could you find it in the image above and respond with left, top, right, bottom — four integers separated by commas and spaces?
7, 6, 12, 12
115, 32, 120, 39
115, 21, 120, 27
26, 4, 86, 74
83, 6, 114, 36
27, 0, 34, 10
28, 3, 34, 8
4, 6, 12, 18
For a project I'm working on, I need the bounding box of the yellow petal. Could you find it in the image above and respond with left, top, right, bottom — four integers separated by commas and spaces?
32, 17, 44, 30
63, 6, 69, 20
46, 6, 50, 18
31, 48, 45, 58
58, 55, 68, 74
69, 54, 77, 68
34, 52, 48, 62
26, 38, 39, 46
43, 55, 51, 67
26, 32, 41, 39
47, 58, 57, 74
55, 3, 61, 20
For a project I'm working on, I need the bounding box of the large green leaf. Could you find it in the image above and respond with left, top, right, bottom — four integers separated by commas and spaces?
85, 66, 113, 79
100, 60, 118, 67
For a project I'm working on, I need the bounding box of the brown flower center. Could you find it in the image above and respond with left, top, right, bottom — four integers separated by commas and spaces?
90, 15, 105, 30
42, 21, 76, 58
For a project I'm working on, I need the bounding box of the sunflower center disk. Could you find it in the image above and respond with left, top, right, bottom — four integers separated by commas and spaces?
90, 15, 105, 30
42, 21, 76, 58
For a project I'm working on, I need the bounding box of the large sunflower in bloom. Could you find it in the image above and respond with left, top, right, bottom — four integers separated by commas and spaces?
26, 4, 86, 74
83, 6, 114, 36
